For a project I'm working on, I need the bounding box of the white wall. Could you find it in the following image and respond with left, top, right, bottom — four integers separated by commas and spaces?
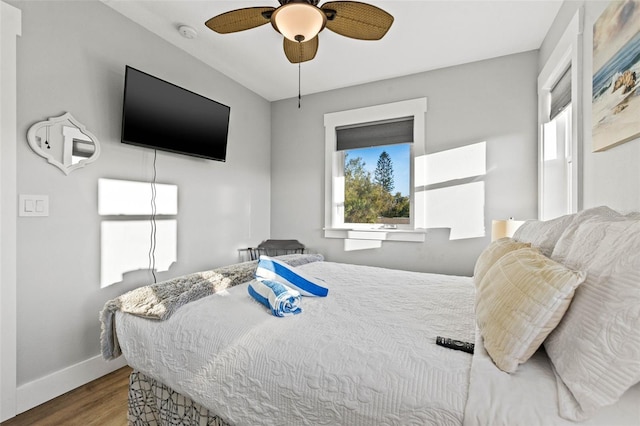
1, 1, 21, 420
540, 0, 640, 212
11, 0, 270, 398
270, 51, 539, 276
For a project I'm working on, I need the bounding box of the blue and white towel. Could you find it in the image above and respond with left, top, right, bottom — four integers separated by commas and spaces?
256, 255, 329, 297
248, 279, 302, 317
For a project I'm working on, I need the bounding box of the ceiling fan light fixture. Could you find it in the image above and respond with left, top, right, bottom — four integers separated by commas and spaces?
272, 3, 326, 42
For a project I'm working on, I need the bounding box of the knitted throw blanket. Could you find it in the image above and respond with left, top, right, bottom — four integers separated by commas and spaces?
100, 253, 324, 360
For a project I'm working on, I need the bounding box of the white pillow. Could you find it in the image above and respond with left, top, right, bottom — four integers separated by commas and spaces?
550, 206, 623, 264
476, 247, 585, 373
511, 213, 575, 257
545, 214, 640, 421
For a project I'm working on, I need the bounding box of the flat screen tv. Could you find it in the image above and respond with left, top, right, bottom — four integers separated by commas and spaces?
121, 66, 230, 162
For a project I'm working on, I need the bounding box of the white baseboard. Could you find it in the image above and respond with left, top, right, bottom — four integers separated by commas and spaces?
16, 354, 128, 414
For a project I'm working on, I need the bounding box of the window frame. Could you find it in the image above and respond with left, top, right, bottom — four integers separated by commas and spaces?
323, 98, 427, 243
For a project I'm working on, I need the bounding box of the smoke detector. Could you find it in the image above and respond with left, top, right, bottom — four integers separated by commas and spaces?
178, 25, 198, 39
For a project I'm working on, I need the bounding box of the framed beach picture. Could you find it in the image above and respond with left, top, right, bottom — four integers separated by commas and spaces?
592, 0, 640, 152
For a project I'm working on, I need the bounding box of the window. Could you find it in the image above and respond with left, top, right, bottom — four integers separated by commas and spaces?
324, 98, 427, 245
338, 118, 412, 226
537, 8, 582, 220
542, 105, 574, 220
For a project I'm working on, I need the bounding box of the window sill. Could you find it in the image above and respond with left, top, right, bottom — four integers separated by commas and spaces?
323, 228, 426, 243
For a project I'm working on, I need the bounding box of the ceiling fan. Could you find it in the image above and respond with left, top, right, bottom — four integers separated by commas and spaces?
205, 0, 394, 64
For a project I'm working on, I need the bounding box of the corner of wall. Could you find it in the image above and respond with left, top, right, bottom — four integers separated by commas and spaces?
0, 1, 22, 421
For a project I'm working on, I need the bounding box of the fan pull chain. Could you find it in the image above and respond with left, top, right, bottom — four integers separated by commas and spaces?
298, 61, 301, 109
298, 41, 302, 109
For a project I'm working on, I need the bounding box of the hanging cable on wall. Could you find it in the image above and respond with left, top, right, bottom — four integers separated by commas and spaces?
148, 150, 158, 283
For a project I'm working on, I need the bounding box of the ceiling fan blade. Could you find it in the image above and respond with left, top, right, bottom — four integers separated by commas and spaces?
205, 7, 275, 34
283, 36, 319, 64
321, 1, 393, 40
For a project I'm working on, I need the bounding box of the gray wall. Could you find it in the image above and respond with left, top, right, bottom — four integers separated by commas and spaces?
270, 51, 539, 276
540, 1, 640, 212
13, 0, 271, 385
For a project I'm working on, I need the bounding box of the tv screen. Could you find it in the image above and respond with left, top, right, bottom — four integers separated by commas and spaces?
121, 66, 230, 162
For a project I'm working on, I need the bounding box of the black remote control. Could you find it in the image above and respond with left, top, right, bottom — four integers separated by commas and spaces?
436, 336, 474, 354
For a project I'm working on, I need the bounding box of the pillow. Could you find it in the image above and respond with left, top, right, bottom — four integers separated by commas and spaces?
511, 213, 576, 257
545, 214, 640, 421
476, 247, 585, 373
255, 255, 328, 297
473, 238, 530, 286
550, 205, 623, 264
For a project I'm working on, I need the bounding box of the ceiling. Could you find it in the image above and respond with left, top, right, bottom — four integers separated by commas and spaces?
102, 0, 563, 101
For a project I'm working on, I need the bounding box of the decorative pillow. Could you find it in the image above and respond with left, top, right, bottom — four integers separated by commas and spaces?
511, 213, 576, 257
473, 238, 530, 286
545, 214, 640, 421
476, 247, 585, 373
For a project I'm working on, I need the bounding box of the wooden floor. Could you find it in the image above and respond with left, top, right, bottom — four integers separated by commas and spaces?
1, 366, 132, 426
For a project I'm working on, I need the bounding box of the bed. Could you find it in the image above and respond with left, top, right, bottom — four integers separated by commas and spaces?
102, 206, 640, 425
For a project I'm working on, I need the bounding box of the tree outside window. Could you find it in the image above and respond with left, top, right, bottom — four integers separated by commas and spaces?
343, 144, 410, 225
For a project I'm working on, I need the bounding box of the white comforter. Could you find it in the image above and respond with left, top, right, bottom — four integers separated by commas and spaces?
116, 261, 476, 425
464, 329, 640, 426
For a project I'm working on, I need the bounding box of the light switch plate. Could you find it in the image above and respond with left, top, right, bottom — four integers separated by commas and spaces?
19, 195, 49, 217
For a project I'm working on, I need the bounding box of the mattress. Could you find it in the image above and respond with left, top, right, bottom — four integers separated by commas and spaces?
116, 261, 476, 425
